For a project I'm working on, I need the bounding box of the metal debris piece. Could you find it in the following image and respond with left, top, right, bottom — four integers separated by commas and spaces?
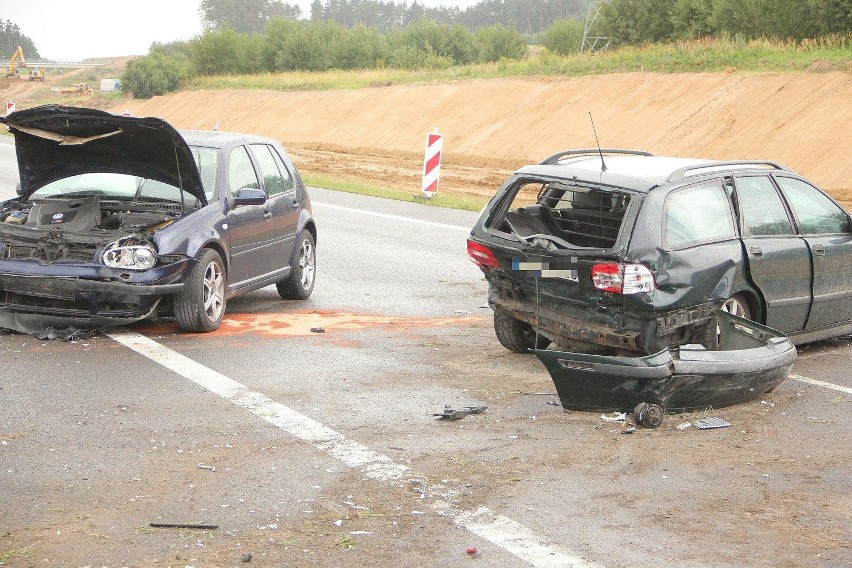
33, 326, 101, 342
310, 327, 325, 333
633, 403, 664, 429
600, 412, 626, 423
149, 522, 218, 530
197, 464, 216, 471
434, 405, 488, 420
693, 417, 731, 429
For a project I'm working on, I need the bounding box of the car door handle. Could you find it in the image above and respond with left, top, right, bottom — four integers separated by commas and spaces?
263, 211, 272, 220
812, 244, 825, 256
749, 246, 763, 259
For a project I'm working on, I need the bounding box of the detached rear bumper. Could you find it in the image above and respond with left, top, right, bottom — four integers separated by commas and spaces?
535, 311, 797, 412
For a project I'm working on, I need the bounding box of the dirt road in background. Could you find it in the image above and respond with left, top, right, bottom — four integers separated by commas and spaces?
108, 72, 852, 204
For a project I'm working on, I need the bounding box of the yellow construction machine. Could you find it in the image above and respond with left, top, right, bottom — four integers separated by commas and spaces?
28, 66, 45, 81
59, 82, 93, 96
6, 46, 26, 77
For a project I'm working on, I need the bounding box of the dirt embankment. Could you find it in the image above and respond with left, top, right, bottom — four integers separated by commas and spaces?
113, 72, 852, 204
5, 70, 851, 203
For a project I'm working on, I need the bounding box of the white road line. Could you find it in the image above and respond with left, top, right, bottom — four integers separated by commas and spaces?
312, 201, 472, 232
107, 330, 601, 568
789, 374, 852, 395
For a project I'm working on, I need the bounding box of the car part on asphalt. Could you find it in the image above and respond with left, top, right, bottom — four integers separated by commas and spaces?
633, 402, 664, 428
694, 417, 732, 429
535, 310, 796, 412
0, 105, 317, 333
433, 405, 488, 420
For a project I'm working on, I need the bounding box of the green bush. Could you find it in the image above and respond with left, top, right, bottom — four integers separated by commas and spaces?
333, 25, 389, 69
389, 19, 478, 66
476, 24, 528, 62
189, 28, 264, 75
121, 53, 190, 99
542, 19, 584, 55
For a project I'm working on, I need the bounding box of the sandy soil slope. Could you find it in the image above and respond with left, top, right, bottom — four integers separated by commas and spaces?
109, 72, 852, 204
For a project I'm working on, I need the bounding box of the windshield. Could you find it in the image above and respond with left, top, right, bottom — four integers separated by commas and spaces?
30, 172, 200, 203
29, 146, 220, 203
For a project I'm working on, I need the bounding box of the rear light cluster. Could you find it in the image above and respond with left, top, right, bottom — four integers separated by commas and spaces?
467, 240, 655, 294
467, 239, 499, 268
591, 263, 655, 294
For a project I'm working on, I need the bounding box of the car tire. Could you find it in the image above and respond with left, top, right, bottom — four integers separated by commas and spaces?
277, 231, 316, 300
493, 310, 552, 353
702, 294, 752, 350
174, 249, 227, 333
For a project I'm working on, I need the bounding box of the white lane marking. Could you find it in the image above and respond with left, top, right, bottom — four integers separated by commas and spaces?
312, 201, 472, 232
789, 374, 852, 395
108, 330, 601, 568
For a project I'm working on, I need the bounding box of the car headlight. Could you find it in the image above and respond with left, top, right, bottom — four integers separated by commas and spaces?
103, 241, 157, 270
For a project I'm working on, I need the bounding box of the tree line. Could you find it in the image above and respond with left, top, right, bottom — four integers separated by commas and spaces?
0, 20, 40, 61
597, 0, 851, 46
200, 0, 586, 36
121, 18, 530, 97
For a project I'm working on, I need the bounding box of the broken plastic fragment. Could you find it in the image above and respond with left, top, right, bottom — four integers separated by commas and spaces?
693, 417, 731, 429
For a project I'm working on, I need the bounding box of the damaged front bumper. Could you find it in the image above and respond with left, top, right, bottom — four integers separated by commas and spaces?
535, 311, 796, 412
0, 259, 191, 332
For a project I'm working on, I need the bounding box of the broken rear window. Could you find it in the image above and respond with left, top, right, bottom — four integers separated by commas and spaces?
488, 180, 631, 249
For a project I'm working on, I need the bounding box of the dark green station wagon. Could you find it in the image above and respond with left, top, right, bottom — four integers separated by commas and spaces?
467, 149, 848, 411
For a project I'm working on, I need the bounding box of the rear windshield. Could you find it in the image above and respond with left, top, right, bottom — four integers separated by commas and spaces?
487, 179, 631, 250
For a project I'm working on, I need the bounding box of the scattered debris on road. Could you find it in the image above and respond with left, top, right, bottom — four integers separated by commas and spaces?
694, 417, 731, 429
434, 405, 487, 420
149, 522, 218, 530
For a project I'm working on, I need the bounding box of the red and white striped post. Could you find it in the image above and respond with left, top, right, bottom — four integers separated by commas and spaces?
421, 128, 443, 198
5, 101, 14, 116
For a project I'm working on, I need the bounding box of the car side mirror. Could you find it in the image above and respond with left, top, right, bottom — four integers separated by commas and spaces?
233, 187, 266, 207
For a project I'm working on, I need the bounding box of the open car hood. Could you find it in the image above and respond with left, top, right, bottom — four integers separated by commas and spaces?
0, 105, 206, 205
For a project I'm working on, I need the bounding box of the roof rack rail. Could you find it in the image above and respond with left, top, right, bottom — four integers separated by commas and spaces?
539, 149, 653, 165
667, 160, 789, 182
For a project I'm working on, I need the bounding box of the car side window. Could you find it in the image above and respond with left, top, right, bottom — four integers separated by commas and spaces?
734, 176, 794, 236
270, 147, 295, 194
664, 180, 736, 248
228, 146, 260, 197
250, 144, 288, 196
777, 176, 849, 235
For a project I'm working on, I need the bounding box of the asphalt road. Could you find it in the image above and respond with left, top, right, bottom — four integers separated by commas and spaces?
0, 144, 850, 567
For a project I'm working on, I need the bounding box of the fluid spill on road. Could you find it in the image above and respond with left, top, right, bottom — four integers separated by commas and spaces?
136, 311, 482, 337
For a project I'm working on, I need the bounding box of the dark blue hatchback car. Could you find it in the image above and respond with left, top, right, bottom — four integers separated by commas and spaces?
0, 105, 316, 333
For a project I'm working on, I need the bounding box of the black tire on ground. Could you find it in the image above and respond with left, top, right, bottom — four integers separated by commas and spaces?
701, 293, 752, 350
277, 231, 316, 300
174, 249, 227, 333
493, 310, 552, 353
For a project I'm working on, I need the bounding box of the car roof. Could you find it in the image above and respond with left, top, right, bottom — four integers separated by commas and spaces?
180, 129, 282, 149
515, 153, 791, 193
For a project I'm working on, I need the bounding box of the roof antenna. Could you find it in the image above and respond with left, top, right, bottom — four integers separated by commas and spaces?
589, 112, 607, 172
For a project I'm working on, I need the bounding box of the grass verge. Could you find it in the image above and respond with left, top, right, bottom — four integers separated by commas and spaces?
302, 173, 488, 212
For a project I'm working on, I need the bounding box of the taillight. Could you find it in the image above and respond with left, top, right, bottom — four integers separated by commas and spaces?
467, 239, 499, 268
591, 263, 655, 294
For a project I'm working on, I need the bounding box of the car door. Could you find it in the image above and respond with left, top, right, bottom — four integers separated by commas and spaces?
225, 144, 275, 286
249, 143, 298, 272
732, 175, 811, 332
776, 175, 852, 329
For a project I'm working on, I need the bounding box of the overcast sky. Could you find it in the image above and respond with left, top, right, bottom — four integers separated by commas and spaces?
4, 0, 475, 62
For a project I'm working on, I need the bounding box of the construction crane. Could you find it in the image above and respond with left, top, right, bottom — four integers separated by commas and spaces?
6, 46, 26, 77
